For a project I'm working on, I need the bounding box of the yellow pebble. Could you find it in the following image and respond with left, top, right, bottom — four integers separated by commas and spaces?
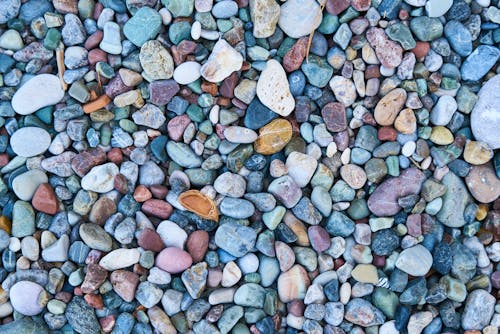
430, 126, 454, 145
0, 216, 12, 234
476, 204, 488, 221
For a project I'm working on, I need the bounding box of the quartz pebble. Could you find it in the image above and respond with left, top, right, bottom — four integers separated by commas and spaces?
11, 74, 64, 115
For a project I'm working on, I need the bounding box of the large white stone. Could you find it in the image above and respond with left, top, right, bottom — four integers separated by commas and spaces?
425, 0, 453, 17
278, 0, 322, 38
11, 74, 64, 115
10, 127, 51, 157
173, 61, 201, 85
471, 74, 500, 149
81, 163, 119, 193
286, 152, 318, 188
256, 59, 295, 116
156, 220, 188, 249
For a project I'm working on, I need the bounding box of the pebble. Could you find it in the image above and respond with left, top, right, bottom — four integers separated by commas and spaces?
173, 61, 202, 85
123, 7, 162, 47
9, 280, 47, 316
395, 245, 433, 276
140, 40, 175, 80
10, 127, 51, 157
200, 39, 243, 83
277, 265, 310, 303
99, 248, 141, 271
471, 74, 500, 149
256, 59, 295, 117
11, 74, 64, 115
425, 0, 453, 17
12, 169, 48, 201
278, 0, 322, 38
249, 0, 280, 38
81, 162, 119, 193
461, 289, 495, 330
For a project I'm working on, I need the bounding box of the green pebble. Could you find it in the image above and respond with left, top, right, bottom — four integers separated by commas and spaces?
35, 106, 53, 124
113, 106, 130, 120
123, 7, 162, 47
347, 199, 369, 220
43, 28, 61, 50
96, 62, 115, 79
100, 125, 112, 146
198, 93, 214, 108
186, 104, 204, 122
169, 21, 192, 45
162, 0, 194, 18
217, 19, 233, 32
199, 120, 213, 135
339, 7, 359, 23
204, 133, 220, 149
318, 13, 340, 35
119, 119, 137, 133
386, 156, 400, 176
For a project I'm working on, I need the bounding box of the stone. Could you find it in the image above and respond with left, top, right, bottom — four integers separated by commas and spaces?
81, 163, 119, 193
461, 289, 495, 330
366, 27, 403, 68
10, 127, 51, 158
286, 152, 318, 188
461, 45, 499, 82
374, 88, 407, 126
12, 169, 48, 201
436, 171, 472, 227
99, 248, 141, 271
465, 164, 500, 203
173, 61, 201, 85
345, 298, 385, 327
395, 245, 433, 276
32, 183, 58, 215
100, 22, 122, 54
200, 39, 243, 83
367, 168, 426, 216
214, 172, 246, 197
249, 0, 280, 38
140, 40, 174, 80
430, 95, 457, 126
329, 76, 356, 107
110, 270, 139, 302
278, 0, 322, 38
156, 247, 193, 274
123, 7, 162, 47
268, 175, 302, 208
9, 281, 47, 316
254, 119, 293, 155
0, 0, 21, 24
277, 265, 310, 303
322, 102, 347, 132
351, 264, 379, 284
66, 296, 100, 334
215, 222, 257, 257
224, 126, 258, 144
132, 103, 167, 129
256, 59, 295, 116
471, 74, 500, 149
463, 141, 494, 165
444, 20, 472, 57
11, 74, 64, 115
425, 0, 452, 17
340, 164, 367, 190
79, 223, 112, 252
182, 262, 208, 299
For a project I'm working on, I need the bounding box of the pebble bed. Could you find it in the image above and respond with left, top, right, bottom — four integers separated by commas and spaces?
0, 0, 499, 333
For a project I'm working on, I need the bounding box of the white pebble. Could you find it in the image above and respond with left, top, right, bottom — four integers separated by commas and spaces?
237, 253, 259, 274
326, 142, 337, 157
191, 21, 202, 40
380, 65, 395, 77
9, 237, 21, 252
159, 8, 172, 25
200, 29, 220, 40
209, 105, 219, 124
173, 61, 201, 85
402, 141, 416, 157
341, 148, 351, 164
339, 282, 351, 304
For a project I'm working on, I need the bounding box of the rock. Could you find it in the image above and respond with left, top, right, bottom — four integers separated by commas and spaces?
214, 172, 246, 197
461, 45, 500, 82
11, 74, 64, 115
186, 230, 209, 263
9, 281, 47, 316
140, 40, 174, 80
136, 281, 163, 308
471, 74, 500, 149
123, 7, 162, 47
0, 0, 21, 24
340, 164, 367, 190
166, 141, 203, 168
100, 22, 122, 55
256, 59, 295, 116
367, 168, 426, 216
286, 152, 318, 188
66, 297, 100, 334
322, 102, 347, 132
41, 234, 69, 262
465, 164, 500, 203
81, 163, 119, 193
12, 169, 48, 201
148, 306, 176, 334
463, 141, 493, 165
0, 317, 48, 333
10, 127, 51, 157
444, 20, 472, 57
425, 0, 452, 17
156, 247, 193, 274
32, 183, 58, 215
436, 171, 472, 227
224, 126, 258, 144
99, 248, 141, 271
430, 95, 457, 126
374, 88, 407, 126
345, 298, 385, 327
461, 289, 495, 330
132, 103, 167, 129
409, 16, 443, 42
407, 311, 433, 334
173, 61, 201, 85
156, 220, 187, 249
182, 262, 208, 299
351, 264, 379, 284
366, 27, 403, 68
110, 270, 139, 302
79, 223, 112, 252
277, 264, 310, 303
200, 39, 243, 83
329, 76, 357, 107
268, 175, 302, 208
214, 222, 257, 257
254, 119, 293, 155
278, 0, 322, 38
395, 245, 433, 276
234, 283, 266, 307
249, 0, 280, 38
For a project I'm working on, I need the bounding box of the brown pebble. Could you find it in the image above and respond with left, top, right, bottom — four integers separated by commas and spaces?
137, 228, 165, 252
186, 230, 209, 263
32, 183, 58, 215
141, 199, 173, 219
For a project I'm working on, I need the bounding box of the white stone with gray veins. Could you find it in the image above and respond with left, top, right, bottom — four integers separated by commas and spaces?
257, 59, 295, 116
11, 74, 65, 115
278, 0, 322, 38
200, 39, 243, 83
395, 244, 433, 276
81, 163, 119, 193
471, 74, 500, 149
0, 0, 21, 24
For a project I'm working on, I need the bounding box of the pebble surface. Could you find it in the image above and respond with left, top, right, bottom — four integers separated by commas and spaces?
0, 0, 499, 334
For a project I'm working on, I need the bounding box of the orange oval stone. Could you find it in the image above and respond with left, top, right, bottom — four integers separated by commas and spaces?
254, 119, 293, 155
178, 190, 219, 222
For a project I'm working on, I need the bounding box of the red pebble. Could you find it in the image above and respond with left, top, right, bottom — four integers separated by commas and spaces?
141, 199, 173, 219
378, 126, 398, 141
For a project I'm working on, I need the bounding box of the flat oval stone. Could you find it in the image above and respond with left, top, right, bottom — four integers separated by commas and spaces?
436, 171, 472, 227
99, 248, 141, 271
278, 0, 322, 38
254, 119, 293, 155
11, 74, 64, 115
465, 164, 500, 204
173, 61, 201, 85
395, 244, 433, 276
471, 74, 500, 149
277, 264, 310, 303
461, 46, 500, 82
156, 247, 193, 274
200, 39, 243, 83
10, 127, 51, 157
224, 126, 258, 144
214, 222, 257, 257
9, 281, 46, 316
374, 88, 407, 126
